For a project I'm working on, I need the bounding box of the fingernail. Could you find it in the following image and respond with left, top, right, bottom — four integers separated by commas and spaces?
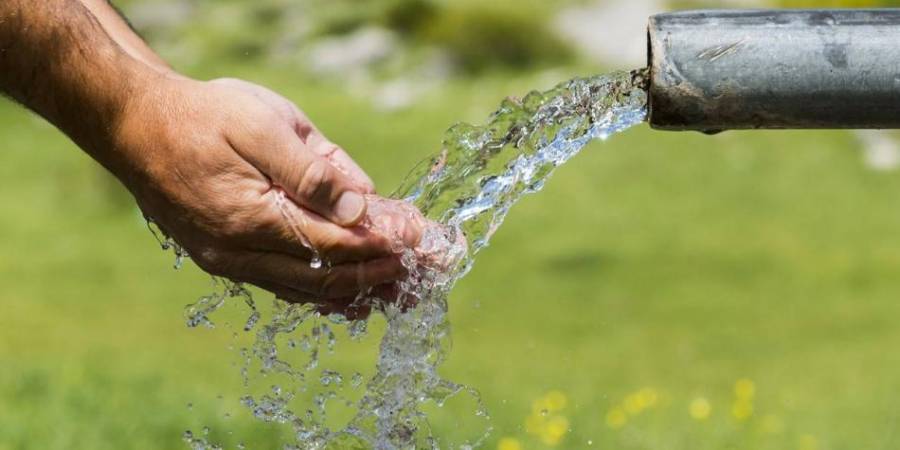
335, 191, 366, 225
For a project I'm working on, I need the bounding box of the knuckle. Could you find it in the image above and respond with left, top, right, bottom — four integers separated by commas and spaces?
296, 160, 334, 205
316, 142, 341, 159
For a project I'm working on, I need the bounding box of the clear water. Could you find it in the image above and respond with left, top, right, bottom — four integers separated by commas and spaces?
172, 69, 649, 449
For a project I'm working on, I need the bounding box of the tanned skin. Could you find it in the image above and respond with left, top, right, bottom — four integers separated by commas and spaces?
0, 0, 422, 313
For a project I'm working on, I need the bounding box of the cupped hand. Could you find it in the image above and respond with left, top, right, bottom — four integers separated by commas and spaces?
314, 196, 468, 319
112, 74, 420, 308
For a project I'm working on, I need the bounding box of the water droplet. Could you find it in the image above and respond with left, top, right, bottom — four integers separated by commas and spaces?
320, 370, 343, 387
173, 248, 188, 270
243, 311, 261, 332
348, 320, 368, 339
351, 372, 364, 388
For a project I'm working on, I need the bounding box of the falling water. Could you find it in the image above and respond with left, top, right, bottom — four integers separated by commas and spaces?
175, 68, 648, 449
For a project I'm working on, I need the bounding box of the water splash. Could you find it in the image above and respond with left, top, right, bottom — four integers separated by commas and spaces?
273, 188, 324, 268
147, 217, 189, 269
397, 69, 649, 266
183, 278, 257, 329
175, 69, 648, 449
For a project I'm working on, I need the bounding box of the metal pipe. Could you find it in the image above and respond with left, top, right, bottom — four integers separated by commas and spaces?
648, 9, 900, 132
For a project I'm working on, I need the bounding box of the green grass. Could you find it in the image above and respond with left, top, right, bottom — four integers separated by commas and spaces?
4, 64, 900, 450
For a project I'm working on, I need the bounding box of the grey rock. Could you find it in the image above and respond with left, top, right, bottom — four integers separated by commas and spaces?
126, 0, 194, 30
306, 27, 397, 76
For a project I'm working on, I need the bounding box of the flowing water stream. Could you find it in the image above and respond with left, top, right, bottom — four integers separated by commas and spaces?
171, 68, 649, 449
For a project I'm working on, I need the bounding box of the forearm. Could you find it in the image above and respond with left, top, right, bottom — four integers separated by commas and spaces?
0, 0, 153, 171
79, 0, 171, 71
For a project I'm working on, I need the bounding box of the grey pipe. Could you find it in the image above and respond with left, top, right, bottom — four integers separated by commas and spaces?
648, 9, 900, 132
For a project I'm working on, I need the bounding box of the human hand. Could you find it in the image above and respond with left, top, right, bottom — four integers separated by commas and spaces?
0, 0, 428, 314
313, 195, 466, 318
111, 74, 420, 309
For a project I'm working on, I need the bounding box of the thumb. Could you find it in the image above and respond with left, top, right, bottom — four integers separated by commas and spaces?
289, 156, 368, 226
233, 119, 368, 226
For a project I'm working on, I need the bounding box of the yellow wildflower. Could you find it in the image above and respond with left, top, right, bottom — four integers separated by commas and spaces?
637, 387, 659, 408
605, 407, 628, 429
799, 434, 818, 450
531, 391, 568, 417
623, 387, 659, 415
525, 392, 570, 445
497, 437, 522, 450
734, 379, 756, 400
689, 397, 711, 420
544, 390, 568, 412
623, 393, 645, 415
732, 399, 754, 421
539, 415, 569, 446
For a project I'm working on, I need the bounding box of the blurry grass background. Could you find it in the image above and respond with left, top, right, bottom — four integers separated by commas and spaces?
4, 0, 900, 449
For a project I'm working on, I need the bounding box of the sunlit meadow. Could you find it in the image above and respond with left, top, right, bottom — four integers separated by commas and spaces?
5, 1, 900, 449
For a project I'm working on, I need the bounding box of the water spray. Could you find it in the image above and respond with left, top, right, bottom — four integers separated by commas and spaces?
647, 9, 900, 133
180, 9, 900, 448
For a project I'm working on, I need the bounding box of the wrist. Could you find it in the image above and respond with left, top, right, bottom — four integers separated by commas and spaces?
63, 53, 162, 171
106, 68, 201, 195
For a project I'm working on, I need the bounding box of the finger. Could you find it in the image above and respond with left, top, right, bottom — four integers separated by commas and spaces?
233, 251, 408, 300
315, 296, 373, 321
223, 86, 377, 195
233, 83, 376, 195
306, 133, 376, 194
254, 192, 396, 263
280, 105, 375, 193
364, 196, 426, 250
242, 277, 311, 304
375, 283, 419, 312
245, 275, 374, 320
228, 115, 368, 227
